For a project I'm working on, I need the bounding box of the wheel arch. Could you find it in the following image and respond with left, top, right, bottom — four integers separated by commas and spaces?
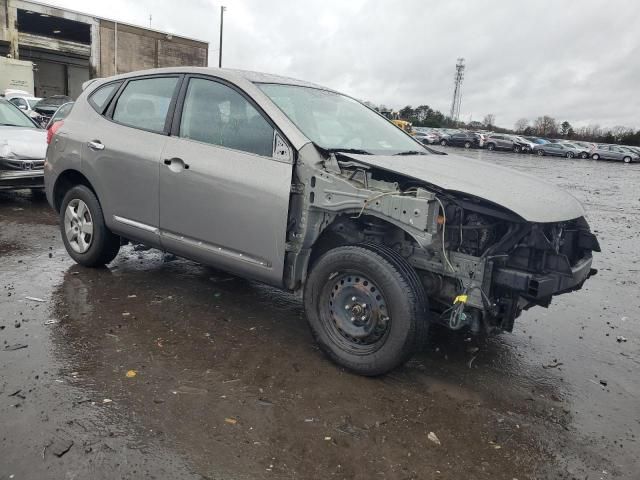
52, 169, 97, 213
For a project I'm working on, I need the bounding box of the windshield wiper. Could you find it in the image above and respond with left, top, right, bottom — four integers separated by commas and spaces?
394, 150, 427, 156
0, 123, 25, 127
324, 147, 373, 155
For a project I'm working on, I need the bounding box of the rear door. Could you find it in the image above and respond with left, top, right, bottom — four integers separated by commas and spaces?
158, 75, 294, 285
82, 75, 182, 247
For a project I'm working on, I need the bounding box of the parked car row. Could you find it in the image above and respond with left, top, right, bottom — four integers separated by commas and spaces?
0, 96, 74, 190
414, 127, 639, 163
2, 89, 73, 128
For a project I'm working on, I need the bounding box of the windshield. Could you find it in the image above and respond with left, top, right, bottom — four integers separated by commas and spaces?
257, 84, 425, 154
27, 98, 41, 109
0, 99, 38, 128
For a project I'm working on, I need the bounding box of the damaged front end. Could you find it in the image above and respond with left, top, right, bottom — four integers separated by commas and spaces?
288, 145, 600, 335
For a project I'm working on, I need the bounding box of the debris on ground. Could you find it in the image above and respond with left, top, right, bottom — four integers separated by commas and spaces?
44, 319, 58, 325
4, 343, 28, 351
49, 438, 74, 458
599, 380, 608, 387
103, 398, 113, 404
616, 336, 627, 343
543, 360, 563, 369
25, 296, 46, 302
428, 432, 441, 445
125, 370, 137, 378
225, 417, 238, 425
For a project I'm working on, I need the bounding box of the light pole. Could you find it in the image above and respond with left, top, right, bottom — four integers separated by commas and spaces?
218, 6, 226, 68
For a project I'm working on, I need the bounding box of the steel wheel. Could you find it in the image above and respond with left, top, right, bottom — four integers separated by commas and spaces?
64, 199, 94, 253
322, 273, 391, 355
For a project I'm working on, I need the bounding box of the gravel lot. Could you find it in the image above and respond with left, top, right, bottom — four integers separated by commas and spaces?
1, 149, 638, 479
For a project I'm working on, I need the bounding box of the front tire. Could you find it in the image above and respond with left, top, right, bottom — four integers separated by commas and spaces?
537, 149, 545, 156
623, 156, 632, 164
440, 139, 447, 146
592, 153, 600, 160
580, 152, 588, 159
304, 244, 427, 376
566, 152, 574, 158
513, 145, 521, 153
60, 185, 120, 267
464, 141, 472, 149
487, 143, 495, 151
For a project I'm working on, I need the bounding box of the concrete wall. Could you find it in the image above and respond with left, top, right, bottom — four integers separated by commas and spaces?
98, 20, 208, 77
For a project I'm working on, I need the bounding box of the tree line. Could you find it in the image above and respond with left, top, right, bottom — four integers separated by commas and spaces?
368, 103, 640, 147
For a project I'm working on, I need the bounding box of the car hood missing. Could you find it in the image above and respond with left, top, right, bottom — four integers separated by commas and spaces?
341, 152, 585, 223
0, 127, 47, 162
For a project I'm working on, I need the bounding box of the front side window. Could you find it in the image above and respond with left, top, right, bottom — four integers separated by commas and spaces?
113, 77, 178, 133
179, 78, 274, 157
258, 83, 423, 155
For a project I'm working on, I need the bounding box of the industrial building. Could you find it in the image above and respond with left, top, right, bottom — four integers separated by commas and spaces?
0, 0, 209, 98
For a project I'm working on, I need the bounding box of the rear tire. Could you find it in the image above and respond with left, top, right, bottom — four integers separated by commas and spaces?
623, 156, 632, 164
566, 152, 574, 158
513, 145, 521, 153
60, 185, 120, 267
592, 153, 600, 160
537, 149, 545, 156
440, 139, 447, 146
464, 141, 471, 148
580, 152, 588, 159
487, 143, 495, 151
304, 244, 427, 376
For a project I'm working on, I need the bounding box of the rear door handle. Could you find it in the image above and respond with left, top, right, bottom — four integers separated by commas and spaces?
163, 158, 190, 170
87, 140, 104, 151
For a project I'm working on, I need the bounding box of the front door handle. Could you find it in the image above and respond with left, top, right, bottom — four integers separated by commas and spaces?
163, 157, 190, 170
87, 140, 105, 151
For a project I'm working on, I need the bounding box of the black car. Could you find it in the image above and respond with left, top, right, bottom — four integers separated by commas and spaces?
33, 95, 73, 125
441, 131, 481, 148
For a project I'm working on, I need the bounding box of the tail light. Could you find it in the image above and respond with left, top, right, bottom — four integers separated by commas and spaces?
47, 120, 64, 144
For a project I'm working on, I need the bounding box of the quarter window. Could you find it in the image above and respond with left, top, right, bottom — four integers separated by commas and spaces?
113, 77, 179, 133
88, 82, 121, 113
179, 78, 274, 157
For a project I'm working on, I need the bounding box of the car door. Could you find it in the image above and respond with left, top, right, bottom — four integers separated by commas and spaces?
609, 146, 624, 161
82, 75, 182, 247
158, 76, 294, 286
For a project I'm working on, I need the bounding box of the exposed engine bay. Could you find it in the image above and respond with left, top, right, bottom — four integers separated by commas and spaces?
286, 147, 600, 335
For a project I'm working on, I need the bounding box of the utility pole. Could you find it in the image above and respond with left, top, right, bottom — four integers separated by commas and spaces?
218, 6, 226, 68
449, 58, 465, 125
149, 14, 152, 28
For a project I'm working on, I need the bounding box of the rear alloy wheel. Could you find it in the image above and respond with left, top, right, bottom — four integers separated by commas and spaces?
513, 145, 521, 153
580, 152, 589, 159
304, 244, 427, 376
592, 153, 600, 160
566, 152, 574, 158
623, 156, 632, 164
440, 139, 447, 146
537, 149, 545, 156
464, 141, 472, 148
60, 185, 121, 267
487, 143, 495, 151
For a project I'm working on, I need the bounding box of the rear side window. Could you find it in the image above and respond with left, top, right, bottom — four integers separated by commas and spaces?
179, 78, 274, 157
112, 77, 179, 133
88, 82, 121, 113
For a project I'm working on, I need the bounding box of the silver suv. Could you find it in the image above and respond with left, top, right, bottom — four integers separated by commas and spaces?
45, 67, 600, 375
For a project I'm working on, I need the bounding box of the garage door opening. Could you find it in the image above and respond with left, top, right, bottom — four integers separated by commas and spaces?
17, 9, 91, 44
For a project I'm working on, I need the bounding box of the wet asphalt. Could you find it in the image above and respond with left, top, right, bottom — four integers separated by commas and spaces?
0, 149, 638, 479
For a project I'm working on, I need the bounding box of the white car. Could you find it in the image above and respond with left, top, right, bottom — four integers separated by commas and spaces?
4, 89, 43, 123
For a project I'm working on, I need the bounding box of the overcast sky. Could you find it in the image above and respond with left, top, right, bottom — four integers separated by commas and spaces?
48, 0, 640, 130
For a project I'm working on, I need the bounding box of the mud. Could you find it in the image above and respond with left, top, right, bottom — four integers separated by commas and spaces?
1, 152, 638, 479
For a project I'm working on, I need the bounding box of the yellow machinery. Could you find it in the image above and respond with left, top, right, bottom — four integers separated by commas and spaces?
391, 119, 414, 135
